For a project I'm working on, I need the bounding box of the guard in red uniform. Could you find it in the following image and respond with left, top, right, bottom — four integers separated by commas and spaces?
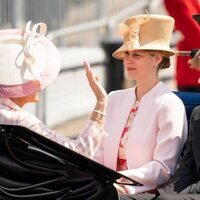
164, 0, 200, 92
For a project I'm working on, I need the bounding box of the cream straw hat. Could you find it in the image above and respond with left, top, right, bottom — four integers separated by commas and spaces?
113, 14, 175, 59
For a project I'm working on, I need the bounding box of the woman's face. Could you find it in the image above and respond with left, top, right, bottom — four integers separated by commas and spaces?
123, 50, 162, 81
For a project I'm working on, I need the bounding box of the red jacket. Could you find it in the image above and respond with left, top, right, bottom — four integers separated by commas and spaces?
164, 0, 200, 88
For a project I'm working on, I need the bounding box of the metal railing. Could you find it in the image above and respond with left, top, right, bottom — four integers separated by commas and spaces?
38, 0, 165, 124
0, 0, 166, 126
47, 0, 150, 42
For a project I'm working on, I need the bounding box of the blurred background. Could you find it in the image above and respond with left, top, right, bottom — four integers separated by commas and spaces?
0, 0, 183, 137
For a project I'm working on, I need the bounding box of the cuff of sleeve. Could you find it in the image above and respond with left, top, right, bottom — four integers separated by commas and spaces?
124, 184, 157, 194
88, 120, 108, 137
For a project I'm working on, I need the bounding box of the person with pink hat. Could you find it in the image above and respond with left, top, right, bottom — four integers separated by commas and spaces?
89, 13, 188, 194
0, 21, 108, 159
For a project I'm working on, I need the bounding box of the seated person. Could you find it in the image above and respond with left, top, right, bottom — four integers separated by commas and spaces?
0, 21, 108, 159
90, 13, 188, 194
119, 51, 200, 200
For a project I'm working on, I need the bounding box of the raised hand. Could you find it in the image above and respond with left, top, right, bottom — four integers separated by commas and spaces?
84, 60, 107, 103
84, 60, 108, 127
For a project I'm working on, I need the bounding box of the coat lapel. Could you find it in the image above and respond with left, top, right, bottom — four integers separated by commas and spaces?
104, 88, 136, 170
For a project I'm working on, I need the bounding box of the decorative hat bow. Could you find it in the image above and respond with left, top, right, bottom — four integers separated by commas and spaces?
22, 21, 47, 82
119, 14, 149, 50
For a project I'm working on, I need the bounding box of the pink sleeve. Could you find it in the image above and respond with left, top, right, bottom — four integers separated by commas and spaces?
17, 110, 107, 158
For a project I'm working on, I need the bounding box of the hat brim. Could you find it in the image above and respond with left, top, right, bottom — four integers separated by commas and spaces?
112, 43, 175, 60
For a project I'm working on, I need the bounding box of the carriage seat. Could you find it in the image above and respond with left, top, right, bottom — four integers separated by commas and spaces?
174, 91, 200, 122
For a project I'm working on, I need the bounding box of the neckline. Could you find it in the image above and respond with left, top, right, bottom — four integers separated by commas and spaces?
134, 81, 161, 102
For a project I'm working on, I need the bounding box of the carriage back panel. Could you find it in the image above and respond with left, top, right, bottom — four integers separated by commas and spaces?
0, 125, 140, 200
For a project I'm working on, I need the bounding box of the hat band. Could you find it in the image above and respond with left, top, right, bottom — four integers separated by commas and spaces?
0, 80, 41, 98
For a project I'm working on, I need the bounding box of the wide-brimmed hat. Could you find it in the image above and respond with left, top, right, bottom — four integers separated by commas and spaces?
0, 21, 61, 98
112, 14, 175, 59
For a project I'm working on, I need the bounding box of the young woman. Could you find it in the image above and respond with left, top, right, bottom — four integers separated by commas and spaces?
0, 21, 107, 159
90, 14, 188, 194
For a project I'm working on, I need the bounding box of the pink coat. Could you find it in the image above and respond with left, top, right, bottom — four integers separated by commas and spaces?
94, 82, 188, 194
0, 98, 107, 159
